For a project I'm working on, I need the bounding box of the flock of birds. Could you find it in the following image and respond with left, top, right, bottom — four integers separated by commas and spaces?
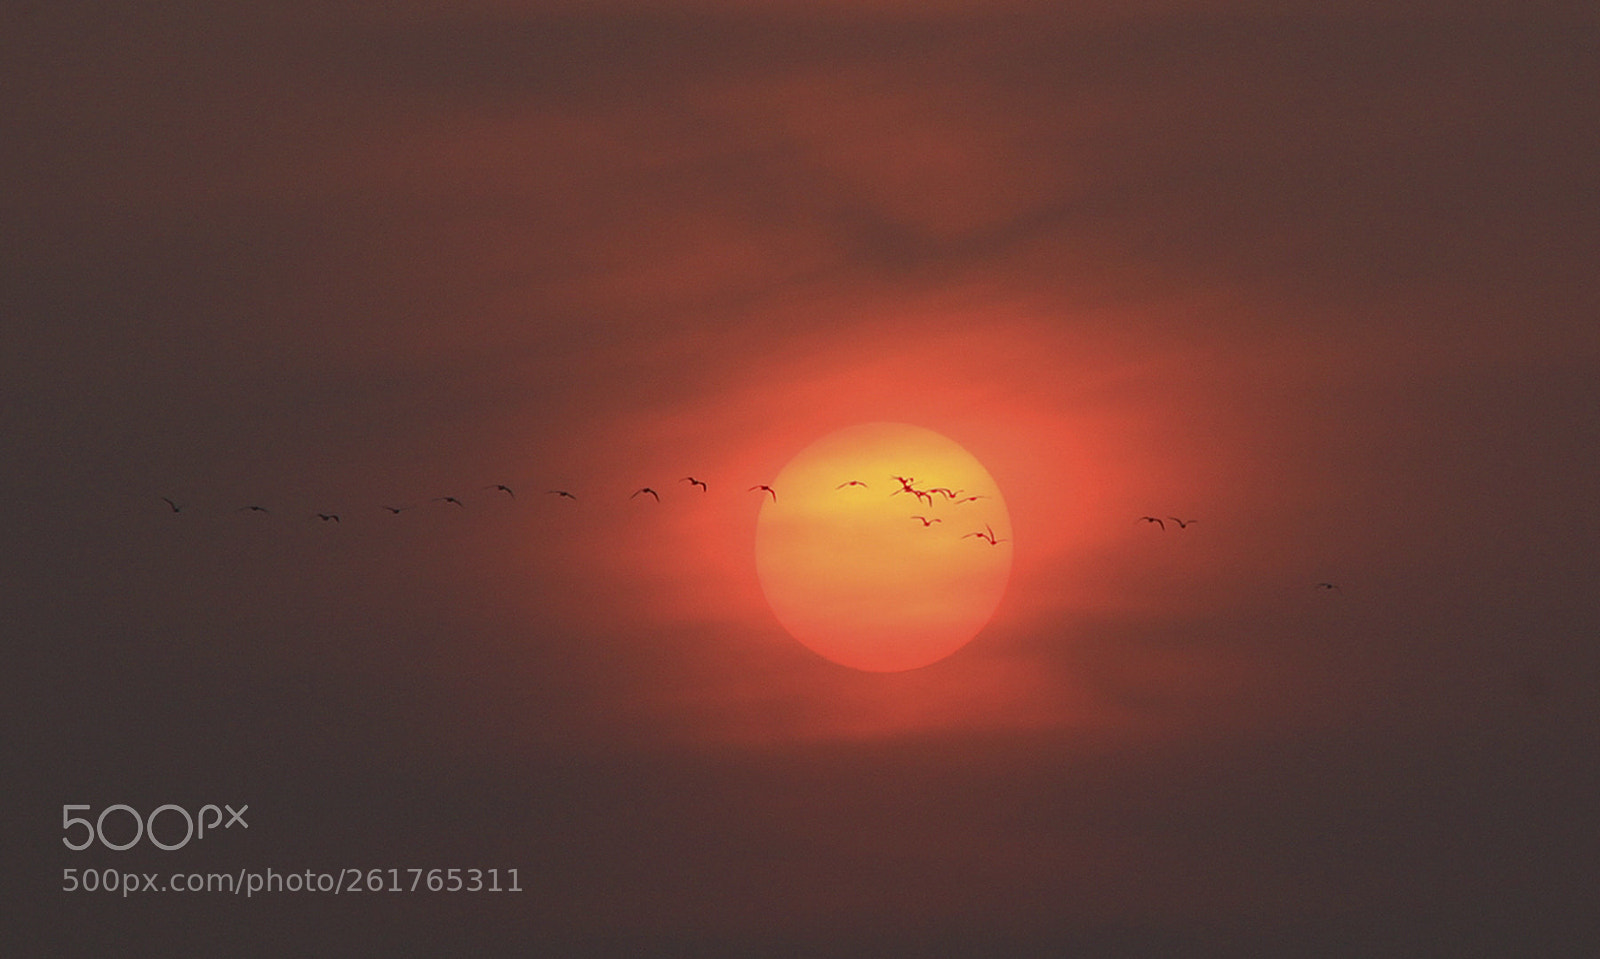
160, 481, 1340, 589
156, 473, 1015, 544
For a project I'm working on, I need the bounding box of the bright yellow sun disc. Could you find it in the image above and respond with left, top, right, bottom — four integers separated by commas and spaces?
754, 422, 1012, 672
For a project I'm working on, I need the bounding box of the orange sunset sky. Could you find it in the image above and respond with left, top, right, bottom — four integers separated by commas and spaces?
6, 1, 1598, 954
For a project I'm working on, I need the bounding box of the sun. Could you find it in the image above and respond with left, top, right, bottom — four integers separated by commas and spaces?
754, 422, 1012, 672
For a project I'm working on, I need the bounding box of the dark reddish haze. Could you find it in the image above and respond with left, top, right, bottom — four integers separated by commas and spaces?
5, 2, 1597, 954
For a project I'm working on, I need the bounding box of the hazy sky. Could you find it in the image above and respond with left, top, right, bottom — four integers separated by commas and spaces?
7, 2, 1598, 954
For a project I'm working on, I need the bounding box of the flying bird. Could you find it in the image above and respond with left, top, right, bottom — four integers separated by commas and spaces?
749, 485, 777, 503
546, 490, 578, 500
316, 513, 340, 523
1314, 582, 1341, 591
890, 484, 933, 506
955, 495, 987, 504
161, 497, 183, 513
485, 484, 515, 498
1167, 516, 1197, 529
890, 476, 917, 492
910, 516, 941, 526
434, 496, 466, 508
682, 477, 708, 491
631, 487, 660, 502
836, 480, 869, 489
381, 505, 409, 514
237, 505, 270, 514
1138, 516, 1166, 530
963, 524, 1007, 545
927, 487, 961, 500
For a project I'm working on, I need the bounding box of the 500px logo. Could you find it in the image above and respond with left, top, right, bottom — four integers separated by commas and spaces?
62, 804, 248, 852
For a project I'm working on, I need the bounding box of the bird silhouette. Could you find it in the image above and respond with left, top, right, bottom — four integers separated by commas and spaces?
749, 485, 777, 503
1314, 582, 1341, 591
237, 505, 270, 514
955, 495, 987, 504
631, 487, 660, 502
836, 480, 869, 489
963, 524, 1007, 545
910, 515, 941, 526
547, 490, 578, 500
682, 477, 708, 492
161, 497, 184, 513
316, 513, 340, 523
1138, 516, 1166, 530
432, 496, 465, 508
1167, 516, 1197, 529
890, 476, 917, 492
381, 505, 409, 514
904, 488, 934, 507
926, 487, 961, 500
485, 484, 515, 498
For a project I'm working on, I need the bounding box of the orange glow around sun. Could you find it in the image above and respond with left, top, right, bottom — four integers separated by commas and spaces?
755, 422, 1012, 672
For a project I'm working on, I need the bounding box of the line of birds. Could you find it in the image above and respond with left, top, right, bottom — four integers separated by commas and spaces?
158, 474, 1021, 548
162, 483, 1338, 586
163, 477, 742, 521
